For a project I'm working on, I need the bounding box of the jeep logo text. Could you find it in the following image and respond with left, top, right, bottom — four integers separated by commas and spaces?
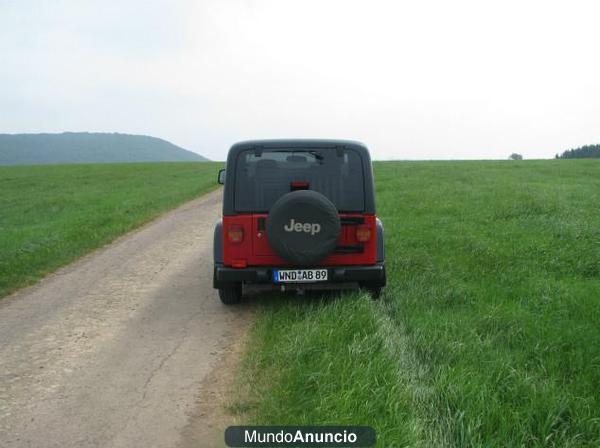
284, 219, 321, 235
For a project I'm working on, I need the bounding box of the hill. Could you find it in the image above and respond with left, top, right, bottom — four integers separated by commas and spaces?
0, 132, 208, 165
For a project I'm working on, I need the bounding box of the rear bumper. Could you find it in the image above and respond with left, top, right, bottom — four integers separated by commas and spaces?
213, 263, 386, 289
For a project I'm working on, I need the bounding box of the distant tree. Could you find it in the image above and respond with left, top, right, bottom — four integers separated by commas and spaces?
509, 153, 523, 160
556, 144, 600, 159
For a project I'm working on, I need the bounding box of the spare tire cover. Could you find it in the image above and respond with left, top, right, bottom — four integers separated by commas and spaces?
266, 190, 341, 266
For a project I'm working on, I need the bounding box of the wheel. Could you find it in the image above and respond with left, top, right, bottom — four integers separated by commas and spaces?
218, 284, 242, 305
266, 190, 341, 266
367, 287, 382, 300
361, 282, 383, 300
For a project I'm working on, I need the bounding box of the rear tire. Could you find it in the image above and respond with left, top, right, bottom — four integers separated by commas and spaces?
218, 284, 242, 305
367, 287, 382, 299
361, 282, 383, 300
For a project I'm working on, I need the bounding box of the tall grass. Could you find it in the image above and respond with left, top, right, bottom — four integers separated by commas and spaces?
232, 160, 600, 447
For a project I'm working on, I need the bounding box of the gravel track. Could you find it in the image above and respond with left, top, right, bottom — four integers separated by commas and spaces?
0, 189, 250, 447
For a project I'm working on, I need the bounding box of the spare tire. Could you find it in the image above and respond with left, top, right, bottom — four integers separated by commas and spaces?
266, 190, 341, 266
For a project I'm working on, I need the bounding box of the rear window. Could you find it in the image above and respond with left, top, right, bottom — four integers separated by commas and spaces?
234, 149, 365, 212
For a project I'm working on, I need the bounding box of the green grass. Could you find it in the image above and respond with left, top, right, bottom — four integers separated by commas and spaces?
232, 160, 600, 447
0, 162, 221, 298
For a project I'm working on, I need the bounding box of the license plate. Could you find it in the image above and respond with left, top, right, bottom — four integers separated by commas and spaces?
273, 269, 328, 283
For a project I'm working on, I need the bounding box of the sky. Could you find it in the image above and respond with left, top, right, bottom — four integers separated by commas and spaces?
1, 0, 599, 161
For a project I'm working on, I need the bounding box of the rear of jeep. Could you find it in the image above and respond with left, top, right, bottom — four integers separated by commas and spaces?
213, 139, 385, 304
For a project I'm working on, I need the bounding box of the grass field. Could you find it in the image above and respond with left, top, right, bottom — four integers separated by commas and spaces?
231, 160, 600, 447
0, 162, 221, 299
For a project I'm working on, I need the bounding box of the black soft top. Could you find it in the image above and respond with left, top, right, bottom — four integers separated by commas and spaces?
222, 139, 376, 215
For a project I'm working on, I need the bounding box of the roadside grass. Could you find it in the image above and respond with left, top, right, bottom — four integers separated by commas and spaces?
0, 162, 221, 298
231, 160, 600, 447
229, 292, 426, 446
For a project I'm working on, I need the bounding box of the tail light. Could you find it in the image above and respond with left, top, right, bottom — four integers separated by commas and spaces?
227, 224, 244, 243
355, 224, 371, 242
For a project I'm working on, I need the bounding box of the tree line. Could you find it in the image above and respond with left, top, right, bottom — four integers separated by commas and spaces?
555, 144, 600, 159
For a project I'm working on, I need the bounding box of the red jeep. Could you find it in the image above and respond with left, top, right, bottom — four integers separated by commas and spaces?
213, 140, 385, 304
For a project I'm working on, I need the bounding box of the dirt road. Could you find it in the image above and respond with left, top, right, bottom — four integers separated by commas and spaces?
0, 189, 251, 447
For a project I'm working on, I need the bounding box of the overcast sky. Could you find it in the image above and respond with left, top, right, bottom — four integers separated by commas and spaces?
1, 0, 599, 160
